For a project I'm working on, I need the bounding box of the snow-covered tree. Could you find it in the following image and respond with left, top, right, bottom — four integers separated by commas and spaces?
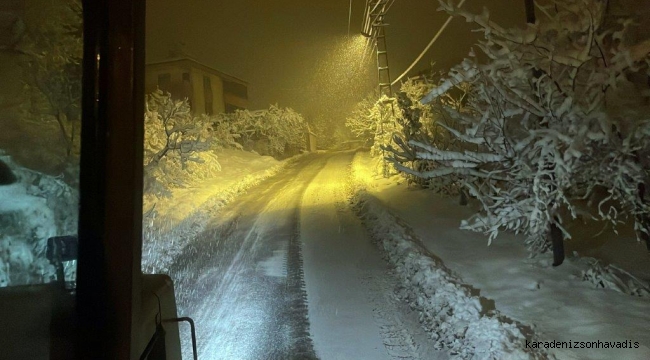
144, 90, 221, 196
20, 0, 83, 158
145, 90, 214, 169
388, 0, 650, 261
388, 76, 473, 192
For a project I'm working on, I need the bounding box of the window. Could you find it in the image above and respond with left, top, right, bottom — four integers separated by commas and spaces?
223, 80, 248, 99
181, 72, 193, 108
203, 75, 213, 115
158, 73, 171, 93
0, 0, 81, 288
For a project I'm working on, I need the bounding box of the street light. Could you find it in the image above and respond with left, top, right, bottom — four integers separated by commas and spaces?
361, 0, 395, 39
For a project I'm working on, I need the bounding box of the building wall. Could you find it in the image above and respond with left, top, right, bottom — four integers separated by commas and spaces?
190, 69, 225, 115
145, 62, 227, 115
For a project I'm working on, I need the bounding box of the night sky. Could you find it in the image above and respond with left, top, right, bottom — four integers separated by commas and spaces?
146, 0, 527, 120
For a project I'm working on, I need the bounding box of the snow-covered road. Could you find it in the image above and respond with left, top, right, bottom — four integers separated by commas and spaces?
167, 151, 441, 360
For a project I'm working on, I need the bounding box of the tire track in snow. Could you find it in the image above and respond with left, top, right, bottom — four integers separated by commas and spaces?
168, 153, 327, 359
301, 152, 443, 360
283, 221, 318, 359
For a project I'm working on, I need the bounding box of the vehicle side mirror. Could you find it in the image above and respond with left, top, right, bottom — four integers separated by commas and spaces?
47, 236, 78, 262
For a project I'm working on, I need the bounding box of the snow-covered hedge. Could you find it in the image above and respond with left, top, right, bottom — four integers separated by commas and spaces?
212, 105, 307, 159
347, 154, 548, 359
0, 153, 77, 287
387, 0, 650, 253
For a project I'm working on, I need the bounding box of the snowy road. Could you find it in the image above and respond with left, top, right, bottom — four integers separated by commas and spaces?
167, 151, 443, 360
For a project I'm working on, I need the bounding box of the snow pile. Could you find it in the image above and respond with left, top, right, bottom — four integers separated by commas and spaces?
579, 258, 650, 298
0, 152, 77, 287
347, 153, 548, 359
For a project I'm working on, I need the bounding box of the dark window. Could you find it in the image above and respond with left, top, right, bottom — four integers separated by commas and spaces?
225, 103, 244, 114
157, 73, 171, 93
223, 80, 248, 99
181, 72, 192, 108
203, 75, 213, 115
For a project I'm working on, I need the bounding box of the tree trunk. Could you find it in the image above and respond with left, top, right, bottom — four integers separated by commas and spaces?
459, 189, 468, 206
55, 111, 73, 157
526, 0, 563, 265
550, 219, 564, 266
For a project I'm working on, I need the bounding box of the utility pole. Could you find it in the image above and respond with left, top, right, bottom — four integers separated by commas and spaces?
362, 0, 396, 176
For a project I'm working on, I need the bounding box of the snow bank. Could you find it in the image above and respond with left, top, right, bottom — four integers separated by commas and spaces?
142, 151, 305, 274
352, 152, 650, 359
347, 153, 548, 359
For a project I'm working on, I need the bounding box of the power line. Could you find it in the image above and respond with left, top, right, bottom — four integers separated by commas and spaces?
348, 0, 353, 37
391, 0, 468, 86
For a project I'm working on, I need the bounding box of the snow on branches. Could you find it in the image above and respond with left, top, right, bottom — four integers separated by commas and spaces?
144, 90, 222, 197
143, 92, 309, 197
213, 105, 307, 159
388, 0, 650, 255
345, 91, 382, 147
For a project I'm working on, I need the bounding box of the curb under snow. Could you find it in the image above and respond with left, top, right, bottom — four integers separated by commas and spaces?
347, 165, 549, 360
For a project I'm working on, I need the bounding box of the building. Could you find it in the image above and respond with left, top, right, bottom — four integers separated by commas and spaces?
145, 57, 248, 115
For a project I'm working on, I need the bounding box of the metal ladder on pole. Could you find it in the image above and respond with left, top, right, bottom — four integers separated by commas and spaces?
373, 1, 393, 176
368, 1, 394, 100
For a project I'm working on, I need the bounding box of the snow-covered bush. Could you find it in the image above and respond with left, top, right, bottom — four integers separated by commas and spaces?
580, 258, 650, 297
345, 91, 381, 146
345, 93, 401, 159
387, 0, 650, 256
0, 153, 77, 287
213, 105, 307, 158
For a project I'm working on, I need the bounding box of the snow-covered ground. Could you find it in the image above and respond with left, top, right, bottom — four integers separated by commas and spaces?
163, 150, 449, 360
144, 148, 649, 359
301, 152, 446, 360
350, 151, 650, 360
